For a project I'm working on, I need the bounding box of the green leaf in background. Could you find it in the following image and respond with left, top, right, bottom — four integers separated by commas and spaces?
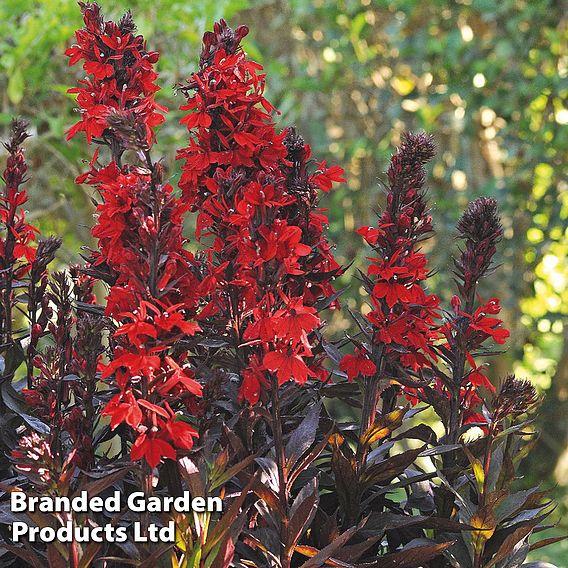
7, 67, 24, 104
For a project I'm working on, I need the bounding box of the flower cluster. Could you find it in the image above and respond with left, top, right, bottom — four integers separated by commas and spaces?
455, 196, 503, 302
435, 197, 509, 428
67, 4, 201, 467
0, 120, 39, 344
340, 138, 514, 437
65, 2, 165, 149
1, 122, 63, 404
342, 132, 440, 384
22, 269, 105, 470
177, 21, 345, 404
11, 433, 58, 488
492, 374, 539, 422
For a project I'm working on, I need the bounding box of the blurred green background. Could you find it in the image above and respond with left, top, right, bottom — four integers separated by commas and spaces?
1, 0, 566, 562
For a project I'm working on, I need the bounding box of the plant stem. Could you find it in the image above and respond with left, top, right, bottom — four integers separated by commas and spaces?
447, 288, 477, 447
358, 347, 384, 464
141, 461, 153, 537
270, 375, 290, 568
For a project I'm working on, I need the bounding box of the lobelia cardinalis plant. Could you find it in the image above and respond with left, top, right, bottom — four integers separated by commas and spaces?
176, 20, 346, 567
0, 3, 563, 568
0, 119, 62, 477
65, 2, 203, 473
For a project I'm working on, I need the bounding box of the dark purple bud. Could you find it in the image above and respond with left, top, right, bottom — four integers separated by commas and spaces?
493, 374, 539, 420
200, 19, 249, 68
118, 10, 136, 34
454, 197, 504, 299
457, 197, 503, 245
79, 2, 104, 33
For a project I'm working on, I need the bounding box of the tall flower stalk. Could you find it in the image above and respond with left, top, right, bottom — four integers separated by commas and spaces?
442, 197, 508, 444
178, 21, 345, 568
341, 133, 440, 445
1, 120, 39, 353
1, 119, 62, 393
67, 2, 202, 470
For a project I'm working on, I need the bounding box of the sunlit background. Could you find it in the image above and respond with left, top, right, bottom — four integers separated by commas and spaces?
1, 0, 566, 562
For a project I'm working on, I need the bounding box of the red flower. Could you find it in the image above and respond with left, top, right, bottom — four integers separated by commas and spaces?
263, 349, 315, 385
468, 369, 496, 392
339, 350, 377, 382
311, 162, 346, 192
164, 419, 199, 450
272, 297, 320, 341
239, 368, 262, 405
103, 391, 143, 429
177, 24, 345, 403
466, 299, 510, 346
131, 433, 176, 468
100, 349, 162, 379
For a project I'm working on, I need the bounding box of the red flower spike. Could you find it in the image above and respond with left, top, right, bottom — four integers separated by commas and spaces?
68, 4, 203, 468
178, 25, 345, 401
66, 3, 165, 146
358, 132, 441, 379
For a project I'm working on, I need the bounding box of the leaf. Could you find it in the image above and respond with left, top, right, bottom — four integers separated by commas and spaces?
209, 453, 257, 491
322, 341, 343, 365
209, 535, 236, 568
358, 540, 454, 568
79, 467, 130, 497
361, 446, 425, 488
295, 546, 355, 568
470, 506, 496, 556
286, 478, 319, 558
360, 408, 405, 448
286, 401, 321, 469
494, 487, 542, 523
485, 512, 554, 568
253, 483, 286, 518
78, 542, 104, 568
255, 457, 280, 492
528, 535, 568, 552
333, 534, 383, 563
136, 545, 173, 567
0, 502, 30, 525
1, 379, 52, 434
299, 523, 360, 568
392, 424, 437, 444
331, 444, 360, 522
8, 67, 24, 104
198, 338, 229, 348
364, 512, 477, 533
464, 447, 485, 495
20, 413, 51, 435
47, 544, 68, 568
289, 430, 332, 489
179, 456, 206, 497
241, 531, 281, 565
0, 545, 44, 568
419, 444, 462, 457
314, 285, 349, 312
203, 474, 257, 557
1, 341, 25, 377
